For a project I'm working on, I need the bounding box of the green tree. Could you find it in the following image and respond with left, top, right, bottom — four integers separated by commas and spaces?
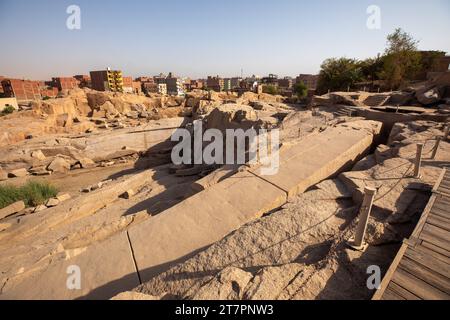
317, 58, 363, 94
380, 28, 422, 89
262, 85, 278, 95
358, 54, 384, 83
293, 82, 308, 99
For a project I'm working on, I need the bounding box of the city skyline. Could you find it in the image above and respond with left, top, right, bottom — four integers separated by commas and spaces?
1, 0, 450, 80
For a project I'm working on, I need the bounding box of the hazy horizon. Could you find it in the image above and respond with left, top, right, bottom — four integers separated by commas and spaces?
1, 0, 450, 80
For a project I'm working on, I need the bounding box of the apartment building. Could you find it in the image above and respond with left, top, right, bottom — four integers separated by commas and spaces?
158, 83, 167, 95
90, 69, 124, 92
1, 78, 41, 101
230, 77, 242, 90
132, 81, 142, 94
122, 76, 133, 93
154, 73, 167, 85
136, 76, 154, 83
278, 77, 293, 88
262, 74, 279, 86
74, 75, 91, 88
190, 79, 204, 90
223, 78, 232, 91
206, 76, 224, 92
143, 82, 167, 95
51, 77, 79, 91
295, 74, 319, 90
166, 72, 184, 96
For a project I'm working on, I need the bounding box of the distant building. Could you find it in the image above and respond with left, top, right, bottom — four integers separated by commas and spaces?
74, 75, 91, 88
230, 77, 242, 90
262, 74, 279, 86
132, 81, 142, 94
166, 72, 184, 96
183, 78, 193, 91
0, 97, 19, 111
223, 78, 232, 91
206, 76, 224, 92
136, 76, 154, 83
190, 79, 204, 90
143, 82, 167, 95
154, 73, 167, 85
158, 83, 167, 95
295, 74, 319, 90
1, 78, 41, 101
278, 77, 293, 88
90, 69, 124, 92
122, 76, 133, 93
52, 77, 79, 91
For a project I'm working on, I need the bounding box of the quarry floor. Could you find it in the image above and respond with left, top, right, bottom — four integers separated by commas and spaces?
0, 100, 448, 300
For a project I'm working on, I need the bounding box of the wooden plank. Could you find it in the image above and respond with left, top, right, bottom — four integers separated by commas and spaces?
421, 241, 450, 258
399, 257, 450, 294
433, 201, 450, 213
432, 168, 446, 193
436, 196, 450, 204
382, 288, 406, 300
438, 181, 450, 190
435, 196, 450, 206
438, 181, 450, 188
430, 207, 450, 220
436, 200, 450, 210
389, 281, 421, 300
423, 223, 450, 241
428, 214, 450, 232
405, 246, 450, 278
436, 188, 450, 197
420, 224, 450, 250
430, 210, 450, 222
410, 194, 436, 241
392, 268, 449, 300
372, 242, 408, 300
440, 182, 450, 189
374, 169, 450, 301
438, 182, 450, 189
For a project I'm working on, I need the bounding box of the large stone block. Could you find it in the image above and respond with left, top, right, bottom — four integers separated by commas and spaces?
128, 170, 287, 282
250, 120, 382, 199
0, 232, 139, 300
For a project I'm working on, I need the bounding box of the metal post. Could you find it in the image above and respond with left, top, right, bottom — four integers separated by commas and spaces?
413, 143, 424, 178
349, 187, 376, 251
431, 136, 442, 160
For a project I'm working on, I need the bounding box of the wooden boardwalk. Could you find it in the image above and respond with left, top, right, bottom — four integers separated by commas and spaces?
373, 168, 450, 300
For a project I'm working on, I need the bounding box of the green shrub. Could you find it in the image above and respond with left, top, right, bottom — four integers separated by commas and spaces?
0, 181, 58, 209
262, 85, 278, 95
1, 105, 15, 115
293, 82, 308, 99
42, 96, 51, 100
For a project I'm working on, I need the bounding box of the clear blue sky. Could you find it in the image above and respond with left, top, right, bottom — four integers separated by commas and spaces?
1, 0, 449, 80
